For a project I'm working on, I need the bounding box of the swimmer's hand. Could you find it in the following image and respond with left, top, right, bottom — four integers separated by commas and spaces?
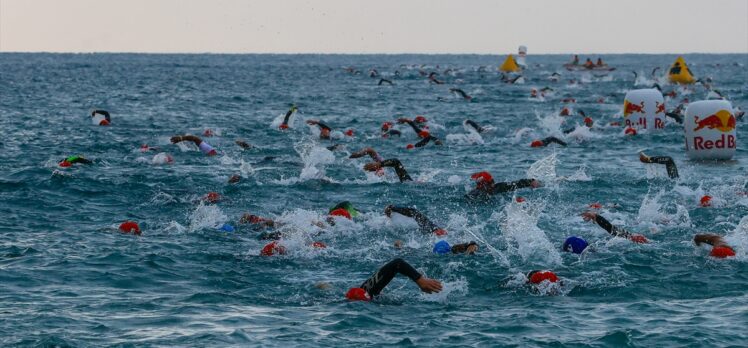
581, 211, 597, 221
416, 277, 443, 294
639, 152, 650, 163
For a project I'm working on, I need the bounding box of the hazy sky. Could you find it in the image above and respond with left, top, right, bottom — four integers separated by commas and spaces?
1, 0, 747, 54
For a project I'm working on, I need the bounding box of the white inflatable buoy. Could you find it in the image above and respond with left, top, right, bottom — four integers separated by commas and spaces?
91, 110, 110, 126
622, 89, 666, 131
684, 100, 737, 160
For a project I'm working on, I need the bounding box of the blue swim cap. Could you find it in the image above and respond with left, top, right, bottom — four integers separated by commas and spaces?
219, 224, 235, 232
563, 236, 588, 254
433, 240, 451, 254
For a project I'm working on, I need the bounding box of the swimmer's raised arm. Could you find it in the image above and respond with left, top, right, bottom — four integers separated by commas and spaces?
349, 147, 382, 161
381, 159, 412, 182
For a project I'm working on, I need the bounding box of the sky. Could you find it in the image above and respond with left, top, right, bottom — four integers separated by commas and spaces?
1, 0, 747, 54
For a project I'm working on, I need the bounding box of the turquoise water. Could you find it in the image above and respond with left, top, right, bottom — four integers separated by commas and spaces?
1, 53, 747, 347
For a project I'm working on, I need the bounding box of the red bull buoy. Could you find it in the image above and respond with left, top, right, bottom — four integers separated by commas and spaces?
684, 100, 736, 160
622, 89, 666, 132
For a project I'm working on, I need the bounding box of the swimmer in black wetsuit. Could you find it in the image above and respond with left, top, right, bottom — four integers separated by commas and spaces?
170, 134, 218, 156
530, 136, 567, 147
665, 104, 685, 124
378, 78, 393, 85
279, 104, 298, 130
397, 118, 443, 147
639, 152, 679, 179
464, 119, 485, 133
465, 171, 541, 200
306, 120, 332, 139
385, 205, 446, 235
449, 88, 472, 101
349, 147, 412, 182
428, 72, 444, 84
346, 258, 443, 301
380, 122, 402, 138
581, 212, 649, 243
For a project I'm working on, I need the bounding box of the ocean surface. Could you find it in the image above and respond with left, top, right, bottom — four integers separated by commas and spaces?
1, 53, 747, 347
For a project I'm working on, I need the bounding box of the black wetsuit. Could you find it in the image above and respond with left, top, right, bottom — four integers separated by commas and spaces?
593, 215, 632, 238
538, 137, 567, 147
381, 159, 412, 182
382, 129, 402, 137
450, 88, 471, 100
414, 135, 442, 147
466, 179, 536, 200
360, 258, 422, 297
92, 110, 111, 122
464, 120, 484, 133
665, 111, 684, 124
642, 156, 679, 179
378, 78, 393, 85
281, 108, 295, 125
389, 206, 440, 234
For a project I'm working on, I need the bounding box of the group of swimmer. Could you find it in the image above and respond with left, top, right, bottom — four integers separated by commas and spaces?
65, 58, 744, 303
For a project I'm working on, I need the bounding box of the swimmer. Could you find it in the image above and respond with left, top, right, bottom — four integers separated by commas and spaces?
278, 104, 298, 130
349, 147, 384, 163
549, 72, 561, 82
500, 74, 524, 84
450, 241, 479, 254
449, 88, 472, 101
693, 234, 736, 258
235, 140, 252, 150
305, 120, 332, 139
530, 136, 567, 147
465, 171, 541, 199
369, 69, 379, 78
464, 119, 485, 133
570, 55, 580, 65
385, 205, 446, 235
665, 104, 685, 124
581, 212, 649, 244
378, 78, 393, 86
639, 152, 679, 179
428, 72, 444, 84
583, 58, 594, 69
329, 201, 359, 218
397, 118, 443, 147
58, 155, 93, 167
91, 109, 111, 125
170, 134, 218, 156
380, 122, 402, 138
228, 174, 241, 184
346, 258, 443, 301
596, 58, 606, 67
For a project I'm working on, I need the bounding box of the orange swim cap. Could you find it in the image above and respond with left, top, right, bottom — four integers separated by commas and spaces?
99, 119, 110, 126
58, 160, 72, 167
279, 124, 289, 130
625, 127, 637, 135
470, 171, 494, 184
345, 287, 371, 301
530, 140, 543, 147
345, 129, 354, 137
529, 271, 558, 284
312, 241, 327, 249
204, 192, 221, 203
261, 241, 286, 256
418, 130, 430, 138
118, 221, 141, 235
406, 144, 415, 150
710, 246, 735, 258
700, 195, 712, 207
516, 197, 526, 203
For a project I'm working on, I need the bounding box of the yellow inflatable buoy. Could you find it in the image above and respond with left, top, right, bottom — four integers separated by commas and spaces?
668, 56, 695, 84
499, 54, 521, 73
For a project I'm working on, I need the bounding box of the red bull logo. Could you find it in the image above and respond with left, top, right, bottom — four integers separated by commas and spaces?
693, 110, 735, 132
655, 101, 665, 114
623, 100, 645, 116
692, 134, 736, 150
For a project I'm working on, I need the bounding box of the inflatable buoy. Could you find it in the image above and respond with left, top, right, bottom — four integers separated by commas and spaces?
499, 54, 521, 73
668, 56, 695, 84
623, 89, 666, 131
516, 45, 528, 68
684, 100, 736, 160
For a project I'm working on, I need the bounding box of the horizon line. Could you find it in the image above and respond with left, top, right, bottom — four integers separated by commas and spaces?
1, 51, 747, 55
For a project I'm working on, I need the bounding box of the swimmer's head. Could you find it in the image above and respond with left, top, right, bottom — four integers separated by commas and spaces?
530, 140, 543, 147
243, 214, 264, 224
562, 236, 588, 254
279, 123, 289, 130
527, 270, 558, 284
414, 116, 427, 123
118, 221, 141, 235
311, 241, 327, 249
700, 195, 712, 207
406, 144, 415, 150
381, 122, 393, 131
433, 240, 451, 254
203, 192, 221, 203
261, 241, 286, 256
418, 130, 430, 138
344, 129, 354, 137
471, 171, 495, 190
710, 246, 735, 258
434, 229, 447, 236
584, 117, 593, 127
628, 234, 649, 244
331, 201, 359, 218
345, 287, 371, 301
625, 127, 637, 136
329, 208, 352, 220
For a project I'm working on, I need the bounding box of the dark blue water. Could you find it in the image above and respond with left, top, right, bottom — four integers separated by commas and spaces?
1, 53, 747, 347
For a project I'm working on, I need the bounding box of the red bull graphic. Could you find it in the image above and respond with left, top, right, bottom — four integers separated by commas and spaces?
693, 110, 736, 132
623, 100, 645, 116
656, 101, 665, 114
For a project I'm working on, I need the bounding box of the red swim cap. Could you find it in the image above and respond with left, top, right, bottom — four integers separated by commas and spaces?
414, 116, 427, 123
329, 208, 352, 220
279, 123, 289, 130
99, 119, 110, 126
418, 130, 430, 138
710, 246, 735, 258
204, 192, 221, 203
625, 127, 637, 135
312, 241, 327, 249
406, 144, 414, 150
59, 160, 72, 167
700, 195, 712, 207
530, 140, 543, 147
345, 287, 371, 301
381, 122, 393, 131
119, 221, 141, 235
471, 171, 494, 184
261, 241, 286, 256
516, 197, 526, 203
529, 271, 558, 284
140, 144, 150, 152
345, 129, 354, 137
584, 117, 593, 126
589, 202, 602, 209
434, 229, 447, 236
203, 129, 214, 137
560, 108, 570, 116
628, 234, 649, 244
